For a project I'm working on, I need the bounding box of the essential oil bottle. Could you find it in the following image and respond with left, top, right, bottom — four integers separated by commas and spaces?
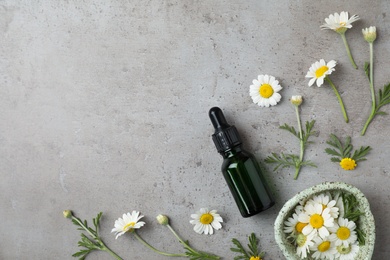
209, 107, 275, 218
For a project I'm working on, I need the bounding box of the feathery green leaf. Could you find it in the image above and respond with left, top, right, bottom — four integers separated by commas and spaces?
280, 123, 299, 138
325, 134, 371, 168
231, 233, 265, 260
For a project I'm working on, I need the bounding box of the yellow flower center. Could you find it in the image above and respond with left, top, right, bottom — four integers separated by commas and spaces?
309, 214, 324, 229
340, 158, 357, 170
337, 226, 351, 240
250, 256, 261, 260
259, 84, 274, 98
200, 213, 214, 224
339, 21, 347, 27
123, 222, 136, 231
315, 66, 329, 78
318, 241, 331, 252
295, 222, 307, 233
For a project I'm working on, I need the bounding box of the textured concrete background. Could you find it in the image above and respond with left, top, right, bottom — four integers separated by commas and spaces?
1, 1, 390, 259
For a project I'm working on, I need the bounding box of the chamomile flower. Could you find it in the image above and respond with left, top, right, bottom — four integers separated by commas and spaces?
249, 74, 282, 107
306, 59, 349, 123
299, 202, 334, 239
329, 217, 357, 247
306, 59, 336, 87
308, 193, 339, 219
284, 213, 308, 236
335, 242, 359, 260
320, 11, 359, 69
296, 231, 315, 259
190, 208, 223, 235
111, 211, 146, 239
340, 158, 357, 170
309, 236, 337, 260
321, 11, 359, 34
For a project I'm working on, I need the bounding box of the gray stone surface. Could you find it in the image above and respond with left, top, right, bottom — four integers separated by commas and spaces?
1, 1, 389, 259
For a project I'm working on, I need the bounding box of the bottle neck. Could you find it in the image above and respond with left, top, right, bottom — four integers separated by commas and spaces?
221, 145, 243, 158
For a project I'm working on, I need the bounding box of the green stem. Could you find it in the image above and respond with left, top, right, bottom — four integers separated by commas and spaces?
71, 216, 123, 260
340, 33, 358, 69
167, 224, 193, 252
294, 105, 303, 180
361, 42, 376, 136
103, 244, 124, 260
133, 231, 187, 257
326, 77, 349, 123
72, 216, 97, 239
166, 224, 220, 259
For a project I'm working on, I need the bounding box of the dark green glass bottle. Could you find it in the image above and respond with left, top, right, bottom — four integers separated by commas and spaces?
209, 107, 275, 218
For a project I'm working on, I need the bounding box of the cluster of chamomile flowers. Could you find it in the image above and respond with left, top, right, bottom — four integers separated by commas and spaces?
284, 193, 360, 259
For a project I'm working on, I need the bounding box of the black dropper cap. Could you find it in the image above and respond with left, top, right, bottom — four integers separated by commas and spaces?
209, 107, 242, 153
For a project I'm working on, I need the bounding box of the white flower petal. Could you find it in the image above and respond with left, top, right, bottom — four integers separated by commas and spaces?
298, 213, 310, 223
318, 226, 329, 238
194, 223, 204, 234
316, 77, 324, 87
302, 224, 313, 235
308, 77, 316, 86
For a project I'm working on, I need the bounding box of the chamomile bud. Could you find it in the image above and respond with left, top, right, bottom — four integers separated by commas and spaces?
291, 95, 303, 107
63, 210, 73, 219
362, 26, 376, 43
156, 214, 169, 225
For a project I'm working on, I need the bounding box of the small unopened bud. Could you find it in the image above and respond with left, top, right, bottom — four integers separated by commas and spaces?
291, 95, 303, 106
63, 210, 73, 219
156, 214, 169, 225
362, 26, 376, 43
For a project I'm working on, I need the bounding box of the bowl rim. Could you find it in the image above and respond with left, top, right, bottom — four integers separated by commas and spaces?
274, 181, 375, 260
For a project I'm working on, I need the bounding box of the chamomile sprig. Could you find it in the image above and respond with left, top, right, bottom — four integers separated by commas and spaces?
325, 134, 372, 170
265, 96, 317, 180
63, 210, 123, 260
231, 233, 265, 260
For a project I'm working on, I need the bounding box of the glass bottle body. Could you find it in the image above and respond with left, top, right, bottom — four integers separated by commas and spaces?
221, 146, 275, 217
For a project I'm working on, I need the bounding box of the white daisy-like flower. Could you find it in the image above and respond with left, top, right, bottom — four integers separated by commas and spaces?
190, 208, 223, 235
296, 231, 315, 259
307, 193, 339, 219
306, 59, 337, 87
309, 236, 338, 260
329, 217, 357, 247
298, 202, 334, 239
111, 211, 146, 239
320, 11, 360, 34
249, 74, 282, 107
283, 212, 308, 236
335, 242, 359, 260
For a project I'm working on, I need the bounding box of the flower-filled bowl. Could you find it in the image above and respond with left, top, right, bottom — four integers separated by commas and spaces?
274, 182, 375, 259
